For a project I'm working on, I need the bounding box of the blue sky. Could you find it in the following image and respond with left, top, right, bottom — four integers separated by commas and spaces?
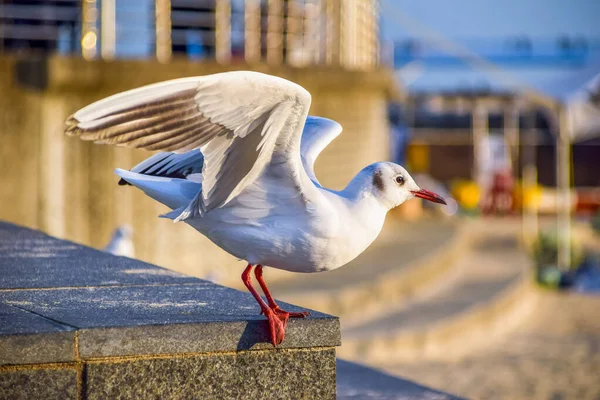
380, 0, 600, 41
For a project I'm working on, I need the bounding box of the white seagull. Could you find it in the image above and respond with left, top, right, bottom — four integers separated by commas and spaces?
103, 225, 135, 258
65, 71, 446, 346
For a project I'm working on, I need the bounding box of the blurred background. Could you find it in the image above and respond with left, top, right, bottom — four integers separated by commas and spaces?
1, 0, 599, 398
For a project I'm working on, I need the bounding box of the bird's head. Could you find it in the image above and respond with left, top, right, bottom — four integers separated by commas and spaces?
114, 224, 133, 239
367, 162, 446, 210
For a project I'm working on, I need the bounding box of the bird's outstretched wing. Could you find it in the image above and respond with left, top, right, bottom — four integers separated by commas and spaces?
66, 71, 312, 220
300, 116, 342, 187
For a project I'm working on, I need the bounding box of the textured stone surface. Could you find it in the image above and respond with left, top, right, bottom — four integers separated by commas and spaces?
0, 303, 75, 365
78, 316, 339, 358
1, 284, 339, 358
0, 221, 199, 290
0, 222, 340, 361
0, 367, 78, 400
86, 348, 336, 400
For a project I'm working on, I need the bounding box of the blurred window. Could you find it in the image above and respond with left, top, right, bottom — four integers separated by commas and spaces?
0, 0, 80, 55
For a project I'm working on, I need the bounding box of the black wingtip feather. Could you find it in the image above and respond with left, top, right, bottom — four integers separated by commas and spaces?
118, 178, 131, 186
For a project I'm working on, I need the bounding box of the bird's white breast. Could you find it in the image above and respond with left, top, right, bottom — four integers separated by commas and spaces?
187, 175, 387, 273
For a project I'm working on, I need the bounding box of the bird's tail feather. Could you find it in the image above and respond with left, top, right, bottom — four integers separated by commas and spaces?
115, 169, 201, 216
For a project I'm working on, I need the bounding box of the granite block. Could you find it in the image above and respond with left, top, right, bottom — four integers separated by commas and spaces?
1, 284, 340, 357
79, 316, 339, 358
0, 222, 199, 289
86, 348, 336, 400
0, 303, 75, 365
0, 367, 77, 400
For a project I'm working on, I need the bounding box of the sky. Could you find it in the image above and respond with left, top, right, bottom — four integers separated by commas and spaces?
380, 0, 600, 41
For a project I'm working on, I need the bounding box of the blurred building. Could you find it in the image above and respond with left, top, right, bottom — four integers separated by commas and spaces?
0, 0, 81, 54
0, 0, 380, 69
389, 37, 600, 189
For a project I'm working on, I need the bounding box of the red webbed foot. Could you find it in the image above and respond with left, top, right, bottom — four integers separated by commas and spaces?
261, 306, 288, 346
244, 264, 310, 347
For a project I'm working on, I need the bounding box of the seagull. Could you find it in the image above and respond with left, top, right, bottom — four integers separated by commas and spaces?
65, 71, 446, 346
103, 225, 135, 258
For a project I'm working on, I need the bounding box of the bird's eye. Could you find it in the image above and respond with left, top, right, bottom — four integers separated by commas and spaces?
395, 175, 405, 185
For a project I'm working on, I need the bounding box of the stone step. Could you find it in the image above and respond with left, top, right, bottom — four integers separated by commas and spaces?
338, 226, 537, 363
267, 216, 472, 324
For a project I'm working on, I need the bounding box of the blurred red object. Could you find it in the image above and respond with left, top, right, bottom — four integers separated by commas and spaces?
482, 169, 515, 215
576, 188, 600, 215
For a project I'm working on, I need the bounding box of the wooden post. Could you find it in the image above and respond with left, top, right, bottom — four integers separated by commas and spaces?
557, 105, 572, 270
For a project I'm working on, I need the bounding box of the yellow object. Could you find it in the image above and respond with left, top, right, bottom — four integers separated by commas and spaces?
407, 144, 429, 173
515, 182, 543, 210
451, 180, 481, 210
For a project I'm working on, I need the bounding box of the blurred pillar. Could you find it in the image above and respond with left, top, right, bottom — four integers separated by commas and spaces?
370, 0, 380, 69
334, 0, 379, 70
38, 97, 66, 238
323, 0, 341, 66
472, 99, 490, 190
557, 105, 572, 270
100, 0, 116, 60
267, 0, 283, 65
285, 0, 299, 65
244, 0, 261, 63
521, 107, 539, 246
155, 0, 172, 63
357, 0, 379, 69
215, 0, 232, 64
303, 1, 321, 65
504, 98, 520, 173
341, 0, 356, 68
81, 0, 100, 60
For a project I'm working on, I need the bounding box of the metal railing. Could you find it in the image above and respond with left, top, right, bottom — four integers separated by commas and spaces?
0, 0, 380, 70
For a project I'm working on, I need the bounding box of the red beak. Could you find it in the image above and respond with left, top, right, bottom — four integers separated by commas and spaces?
411, 189, 447, 205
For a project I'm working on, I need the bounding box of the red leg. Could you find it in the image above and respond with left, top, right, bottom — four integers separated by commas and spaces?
241, 264, 288, 346
255, 265, 310, 318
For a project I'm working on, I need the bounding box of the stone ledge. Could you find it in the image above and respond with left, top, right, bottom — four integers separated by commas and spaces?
0, 222, 340, 399
1, 283, 339, 362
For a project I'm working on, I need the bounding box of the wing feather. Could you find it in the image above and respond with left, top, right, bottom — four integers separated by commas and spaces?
66, 71, 313, 220
299, 116, 343, 185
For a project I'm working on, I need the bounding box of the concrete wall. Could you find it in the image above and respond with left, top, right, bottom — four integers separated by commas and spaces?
0, 55, 395, 284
